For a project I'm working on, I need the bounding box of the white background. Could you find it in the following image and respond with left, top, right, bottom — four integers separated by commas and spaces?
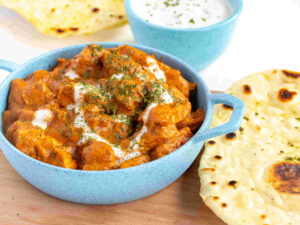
0, 0, 300, 91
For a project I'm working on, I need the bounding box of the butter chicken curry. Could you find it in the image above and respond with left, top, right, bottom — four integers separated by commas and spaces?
2, 45, 205, 170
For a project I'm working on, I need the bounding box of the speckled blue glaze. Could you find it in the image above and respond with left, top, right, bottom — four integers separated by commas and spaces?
125, 0, 243, 70
0, 43, 244, 205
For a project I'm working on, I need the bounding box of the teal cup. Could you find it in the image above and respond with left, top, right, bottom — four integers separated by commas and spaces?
125, 0, 243, 70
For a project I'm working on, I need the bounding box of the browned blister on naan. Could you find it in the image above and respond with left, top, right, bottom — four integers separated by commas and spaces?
269, 162, 300, 194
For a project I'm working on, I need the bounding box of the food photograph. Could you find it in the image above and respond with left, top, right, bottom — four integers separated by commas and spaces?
0, 0, 299, 224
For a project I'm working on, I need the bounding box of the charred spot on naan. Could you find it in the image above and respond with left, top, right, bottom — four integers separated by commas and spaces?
282, 70, 300, 79
214, 155, 222, 160
92, 8, 100, 13
269, 162, 300, 194
213, 196, 220, 201
221, 203, 228, 208
222, 104, 233, 110
278, 88, 297, 102
70, 27, 79, 32
242, 84, 252, 94
201, 168, 216, 172
54, 28, 66, 34
225, 132, 236, 140
207, 140, 216, 145
260, 214, 267, 219
228, 180, 237, 187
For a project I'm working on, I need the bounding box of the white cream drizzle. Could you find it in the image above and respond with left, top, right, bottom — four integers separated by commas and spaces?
119, 151, 142, 163
136, 73, 146, 81
161, 90, 174, 103
65, 70, 80, 80
67, 84, 125, 160
113, 114, 130, 124
111, 73, 124, 80
32, 109, 53, 130
147, 57, 166, 81
129, 103, 158, 151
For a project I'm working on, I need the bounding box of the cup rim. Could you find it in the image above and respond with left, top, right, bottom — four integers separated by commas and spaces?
0, 42, 213, 175
125, 0, 243, 32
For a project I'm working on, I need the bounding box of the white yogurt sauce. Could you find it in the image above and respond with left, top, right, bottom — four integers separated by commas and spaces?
32, 109, 53, 130
147, 57, 166, 81
132, 0, 232, 29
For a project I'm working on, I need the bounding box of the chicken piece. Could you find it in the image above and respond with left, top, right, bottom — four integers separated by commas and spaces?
47, 58, 72, 94
119, 45, 195, 98
83, 85, 109, 107
2, 108, 33, 133
150, 127, 192, 160
176, 108, 205, 132
120, 154, 150, 169
18, 109, 35, 122
157, 61, 195, 98
26, 70, 51, 83
9, 79, 53, 108
140, 85, 192, 126
84, 104, 106, 128
6, 121, 43, 158
146, 100, 191, 126
84, 105, 131, 143
115, 44, 194, 98
36, 137, 76, 169
116, 44, 150, 66
56, 84, 74, 107
72, 45, 104, 79
45, 108, 81, 145
138, 124, 179, 153
6, 121, 76, 169
2, 110, 18, 134
111, 78, 144, 116
50, 58, 71, 78
82, 141, 116, 171
8, 79, 28, 109
23, 82, 54, 106
109, 45, 157, 82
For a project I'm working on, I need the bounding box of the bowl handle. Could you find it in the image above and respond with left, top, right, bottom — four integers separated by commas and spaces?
197, 93, 245, 141
0, 59, 20, 73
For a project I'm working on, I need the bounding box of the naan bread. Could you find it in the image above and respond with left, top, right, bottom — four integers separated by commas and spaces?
0, 0, 126, 37
199, 70, 300, 225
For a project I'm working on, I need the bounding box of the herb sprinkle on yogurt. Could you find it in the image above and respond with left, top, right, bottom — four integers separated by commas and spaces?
132, 0, 233, 29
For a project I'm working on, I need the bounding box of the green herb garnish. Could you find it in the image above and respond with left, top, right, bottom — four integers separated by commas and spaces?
83, 70, 90, 78
189, 18, 195, 24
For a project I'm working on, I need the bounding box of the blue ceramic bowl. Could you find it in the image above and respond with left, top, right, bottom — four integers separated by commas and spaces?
125, 0, 243, 71
0, 43, 244, 205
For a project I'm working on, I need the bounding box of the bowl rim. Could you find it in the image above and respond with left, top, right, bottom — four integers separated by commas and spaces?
125, 0, 243, 32
0, 42, 212, 175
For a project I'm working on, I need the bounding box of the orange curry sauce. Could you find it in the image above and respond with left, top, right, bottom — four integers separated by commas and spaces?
2, 45, 205, 170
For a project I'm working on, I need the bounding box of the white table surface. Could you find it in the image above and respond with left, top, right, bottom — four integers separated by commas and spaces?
0, 0, 300, 91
